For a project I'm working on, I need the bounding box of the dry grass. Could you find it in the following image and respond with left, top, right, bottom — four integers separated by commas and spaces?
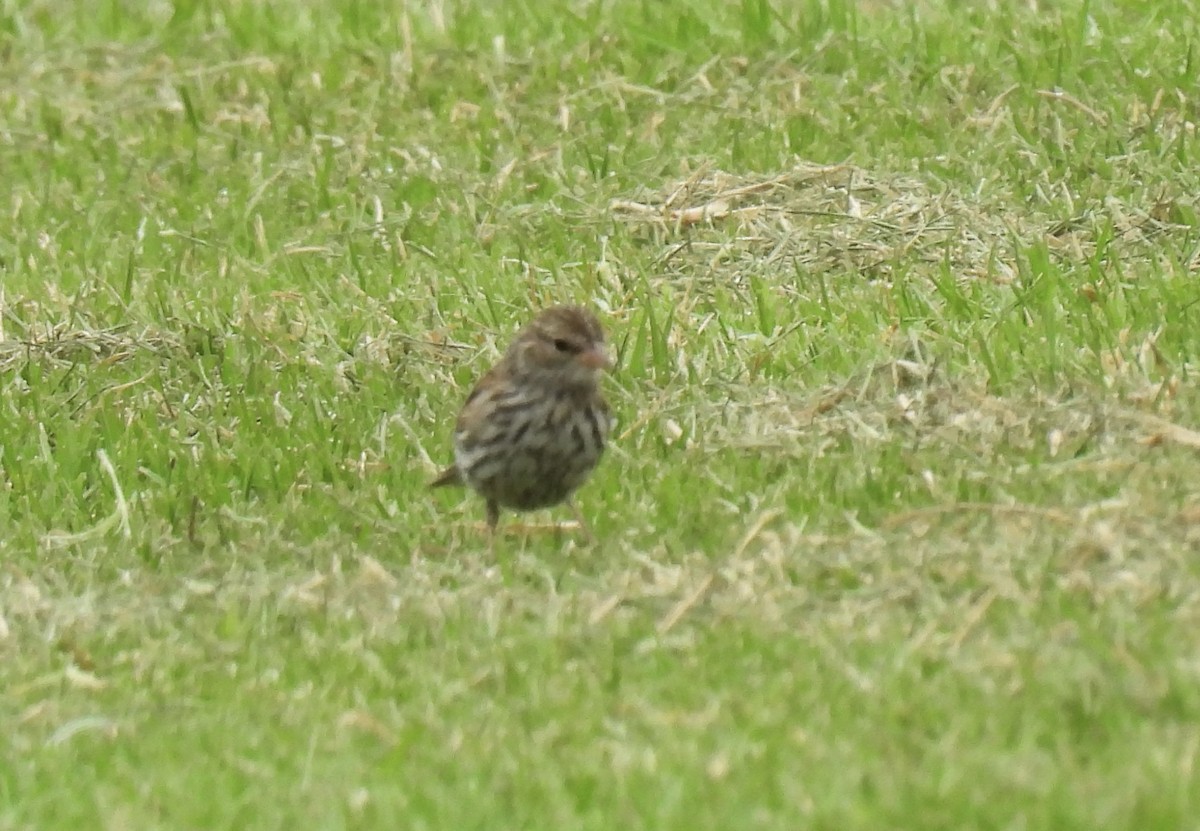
613, 162, 1011, 282
610, 162, 1200, 289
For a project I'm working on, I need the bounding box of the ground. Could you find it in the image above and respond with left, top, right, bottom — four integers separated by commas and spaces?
2, 0, 1200, 827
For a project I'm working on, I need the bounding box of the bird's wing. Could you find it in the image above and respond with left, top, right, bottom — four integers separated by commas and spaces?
455, 366, 501, 435
430, 366, 509, 489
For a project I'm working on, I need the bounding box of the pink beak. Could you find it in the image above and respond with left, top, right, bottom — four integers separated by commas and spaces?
578, 347, 613, 371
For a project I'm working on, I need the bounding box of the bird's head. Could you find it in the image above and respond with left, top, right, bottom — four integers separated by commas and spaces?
509, 305, 612, 388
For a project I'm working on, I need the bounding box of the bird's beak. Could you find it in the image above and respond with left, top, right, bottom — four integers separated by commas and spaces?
578, 346, 613, 371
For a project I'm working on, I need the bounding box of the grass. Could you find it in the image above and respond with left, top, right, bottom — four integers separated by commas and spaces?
3, 0, 1200, 827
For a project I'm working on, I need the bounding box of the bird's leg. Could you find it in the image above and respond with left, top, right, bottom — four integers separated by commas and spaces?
486, 499, 500, 554
569, 500, 594, 545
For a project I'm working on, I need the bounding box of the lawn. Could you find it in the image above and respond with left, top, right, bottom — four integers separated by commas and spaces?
3, 0, 1200, 827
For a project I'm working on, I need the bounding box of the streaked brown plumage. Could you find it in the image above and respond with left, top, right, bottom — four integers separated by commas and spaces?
431, 305, 613, 539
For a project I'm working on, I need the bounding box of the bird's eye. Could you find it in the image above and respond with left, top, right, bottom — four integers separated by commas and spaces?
553, 338, 574, 353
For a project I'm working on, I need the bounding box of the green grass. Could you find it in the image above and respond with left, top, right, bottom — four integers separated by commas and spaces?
3, 0, 1200, 827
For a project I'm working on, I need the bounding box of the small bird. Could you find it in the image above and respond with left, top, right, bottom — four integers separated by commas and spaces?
431, 305, 613, 542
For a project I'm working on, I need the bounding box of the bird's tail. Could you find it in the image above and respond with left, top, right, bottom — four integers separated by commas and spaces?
429, 465, 463, 488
